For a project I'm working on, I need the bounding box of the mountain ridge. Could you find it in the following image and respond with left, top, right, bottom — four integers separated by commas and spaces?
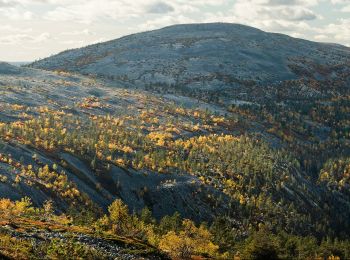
29, 23, 350, 100
30, 23, 350, 60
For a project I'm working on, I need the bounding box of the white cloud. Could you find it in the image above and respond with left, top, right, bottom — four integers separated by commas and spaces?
0, 32, 50, 44
0, 0, 16, 7
331, 0, 350, 4
43, 0, 226, 23
61, 29, 94, 36
341, 4, 350, 11
45, 0, 140, 23
321, 18, 350, 43
146, 2, 174, 14
0, 24, 32, 33
0, 7, 33, 19
314, 34, 328, 40
60, 39, 85, 46
231, 0, 319, 22
239, 0, 320, 7
138, 14, 196, 30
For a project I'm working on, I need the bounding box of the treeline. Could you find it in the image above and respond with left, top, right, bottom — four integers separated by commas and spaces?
0, 111, 350, 238
1, 197, 350, 259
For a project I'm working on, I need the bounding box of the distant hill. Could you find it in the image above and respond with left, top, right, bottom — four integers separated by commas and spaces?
0, 62, 22, 74
4, 61, 31, 67
29, 23, 350, 103
0, 61, 31, 67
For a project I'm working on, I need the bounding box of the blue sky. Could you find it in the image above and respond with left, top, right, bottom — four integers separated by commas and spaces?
0, 0, 349, 61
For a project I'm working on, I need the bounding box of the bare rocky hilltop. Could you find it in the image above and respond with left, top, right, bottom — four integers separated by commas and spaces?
29, 23, 350, 103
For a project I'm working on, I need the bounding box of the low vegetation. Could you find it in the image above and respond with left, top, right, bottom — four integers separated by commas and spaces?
1, 55, 350, 258
0, 197, 349, 259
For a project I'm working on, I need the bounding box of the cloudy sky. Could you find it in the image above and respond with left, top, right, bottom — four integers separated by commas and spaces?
1, 0, 349, 61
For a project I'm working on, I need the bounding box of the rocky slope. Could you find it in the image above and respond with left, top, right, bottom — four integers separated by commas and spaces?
29, 23, 350, 103
0, 63, 232, 223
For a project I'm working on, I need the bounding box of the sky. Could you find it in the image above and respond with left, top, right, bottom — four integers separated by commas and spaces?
0, 0, 350, 62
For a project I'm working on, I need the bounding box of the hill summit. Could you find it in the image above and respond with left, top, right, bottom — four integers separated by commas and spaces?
0, 62, 22, 75
30, 23, 350, 103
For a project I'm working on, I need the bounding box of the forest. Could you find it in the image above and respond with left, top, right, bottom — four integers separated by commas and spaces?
0, 100, 349, 259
